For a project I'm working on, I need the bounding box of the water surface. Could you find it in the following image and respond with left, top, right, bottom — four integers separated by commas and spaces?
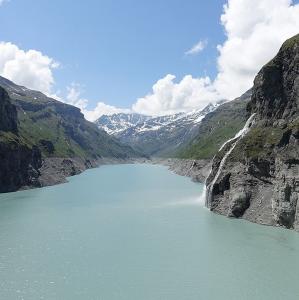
0, 164, 299, 300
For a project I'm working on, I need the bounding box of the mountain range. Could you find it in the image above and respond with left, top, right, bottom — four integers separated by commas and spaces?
0, 34, 298, 232
96, 103, 220, 156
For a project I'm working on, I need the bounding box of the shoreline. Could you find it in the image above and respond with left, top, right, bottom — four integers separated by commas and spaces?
16, 157, 211, 193
36, 157, 150, 189
9, 156, 299, 233
149, 158, 211, 183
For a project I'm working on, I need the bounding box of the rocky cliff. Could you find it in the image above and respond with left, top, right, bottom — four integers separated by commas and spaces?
206, 34, 299, 230
0, 87, 42, 192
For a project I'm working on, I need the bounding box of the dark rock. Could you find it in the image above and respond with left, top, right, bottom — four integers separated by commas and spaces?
0, 87, 18, 133
248, 34, 299, 122
39, 139, 55, 154
0, 87, 42, 192
0, 140, 42, 193
229, 191, 251, 218
206, 34, 299, 231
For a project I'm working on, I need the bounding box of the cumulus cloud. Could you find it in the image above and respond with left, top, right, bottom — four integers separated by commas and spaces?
2, 0, 299, 119
65, 83, 130, 121
0, 41, 126, 121
132, 74, 218, 115
0, 42, 59, 95
133, 0, 299, 115
84, 102, 131, 122
214, 0, 299, 99
185, 39, 208, 55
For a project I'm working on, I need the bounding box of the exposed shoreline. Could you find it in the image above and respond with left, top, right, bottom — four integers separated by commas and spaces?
149, 158, 212, 183
36, 157, 149, 189
17, 156, 211, 192
11, 156, 299, 233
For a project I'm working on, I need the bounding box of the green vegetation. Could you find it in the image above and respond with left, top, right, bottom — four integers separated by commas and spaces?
0, 131, 19, 143
233, 126, 283, 160
0, 77, 141, 159
178, 95, 250, 159
231, 119, 299, 161
17, 109, 88, 157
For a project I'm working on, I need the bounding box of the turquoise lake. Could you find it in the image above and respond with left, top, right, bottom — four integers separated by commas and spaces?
0, 164, 299, 300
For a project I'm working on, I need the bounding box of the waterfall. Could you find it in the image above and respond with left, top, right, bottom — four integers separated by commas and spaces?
205, 114, 256, 208
199, 185, 207, 205
219, 113, 257, 151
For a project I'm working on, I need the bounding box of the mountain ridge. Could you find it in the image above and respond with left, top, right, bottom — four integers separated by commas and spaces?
0, 76, 142, 192
96, 103, 218, 157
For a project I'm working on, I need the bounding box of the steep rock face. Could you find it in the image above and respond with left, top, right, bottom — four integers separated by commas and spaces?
248, 35, 299, 121
0, 141, 42, 193
0, 87, 42, 192
206, 34, 299, 230
0, 87, 18, 133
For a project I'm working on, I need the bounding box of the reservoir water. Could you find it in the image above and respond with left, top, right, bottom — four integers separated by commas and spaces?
0, 164, 299, 300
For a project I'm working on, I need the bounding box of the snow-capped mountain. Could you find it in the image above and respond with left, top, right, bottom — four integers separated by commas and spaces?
95, 113, 152, 135
95, 103, 218, 157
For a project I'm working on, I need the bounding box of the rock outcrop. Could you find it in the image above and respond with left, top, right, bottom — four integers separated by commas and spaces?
0, 87, 42, 192
0, 87, 18, 133
206, 34, 299, 230
151, 158, 212, 183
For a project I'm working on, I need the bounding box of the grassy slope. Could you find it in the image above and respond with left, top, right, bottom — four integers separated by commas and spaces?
178, 96, 250, 159
0, 77, 140, 159
16, 105, 139, 159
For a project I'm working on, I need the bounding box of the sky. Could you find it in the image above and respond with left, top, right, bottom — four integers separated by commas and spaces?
0, 0, 299, 120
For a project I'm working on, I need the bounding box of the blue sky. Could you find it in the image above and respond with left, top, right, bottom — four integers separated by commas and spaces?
0, 0, 226, 108
0, 0, 299, 119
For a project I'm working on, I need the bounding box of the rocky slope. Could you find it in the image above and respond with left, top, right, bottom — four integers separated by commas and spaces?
96, 103, 218, 157
151, 158, 212, 183
0, 77, 141, 192
206, 34, 299, 230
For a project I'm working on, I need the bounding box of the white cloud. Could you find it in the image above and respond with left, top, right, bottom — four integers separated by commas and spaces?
0, 42, 59, 95
84, 102, 131, 122
0, 41, 126, 121
2, 0, 299, 120
132, 0, 299, 116
132, 74, 218, 116
185, 40, 207, 55
64, 83, 130, 121
214, 0, 299, 99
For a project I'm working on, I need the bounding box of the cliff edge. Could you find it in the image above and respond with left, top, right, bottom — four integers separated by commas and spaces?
206, 34, 299, 230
